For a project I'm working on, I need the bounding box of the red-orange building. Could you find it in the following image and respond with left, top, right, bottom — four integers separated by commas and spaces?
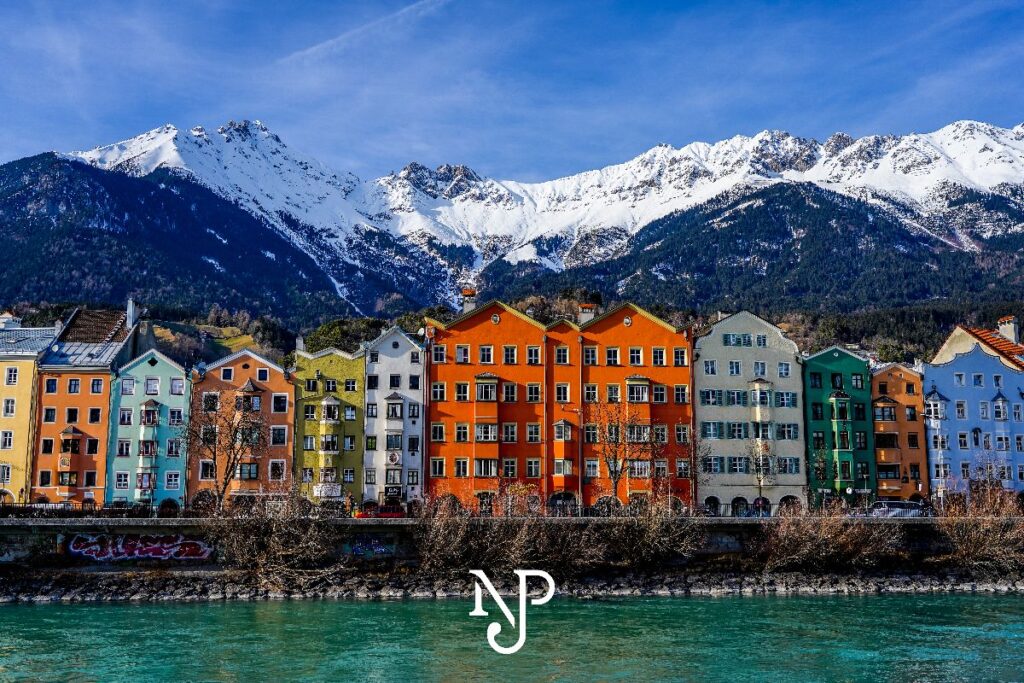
872, 363, 928, 501
425, 294, 694, 513
32, 305, 140, 504
187, 349, 295, 505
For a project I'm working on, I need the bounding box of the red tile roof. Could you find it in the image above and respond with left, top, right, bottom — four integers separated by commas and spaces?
962, 326, 1024, 369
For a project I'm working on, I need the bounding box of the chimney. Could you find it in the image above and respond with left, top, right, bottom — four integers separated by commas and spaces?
460, 287, 477, 314
0, 312, 21, 329
53, 319, 63, 336
998, 315, 1020, 344
578, 303, 598, 324
126, 298, 138, 328
295, 335, 305, 352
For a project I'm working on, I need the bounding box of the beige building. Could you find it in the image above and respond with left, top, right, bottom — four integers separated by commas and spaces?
693, 311, 806, 515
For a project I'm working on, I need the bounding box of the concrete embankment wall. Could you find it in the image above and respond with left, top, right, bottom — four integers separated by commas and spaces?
0, 517, 946, 567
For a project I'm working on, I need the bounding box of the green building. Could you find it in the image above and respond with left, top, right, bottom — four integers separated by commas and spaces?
292, 343, 365, 504
803, 346, 875, 506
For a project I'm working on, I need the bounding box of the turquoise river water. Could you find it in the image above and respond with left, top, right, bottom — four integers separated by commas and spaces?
0, 594, 1022, 681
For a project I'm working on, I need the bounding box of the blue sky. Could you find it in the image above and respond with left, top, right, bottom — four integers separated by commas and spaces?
1, 0, 1022, 181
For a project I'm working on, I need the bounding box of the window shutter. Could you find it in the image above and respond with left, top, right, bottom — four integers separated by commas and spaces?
716, 421, 724, 438
716, 390, 723, 405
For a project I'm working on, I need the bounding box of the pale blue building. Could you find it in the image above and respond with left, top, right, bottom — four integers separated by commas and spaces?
925, 317, 1024, 504
105, 349, 191, 512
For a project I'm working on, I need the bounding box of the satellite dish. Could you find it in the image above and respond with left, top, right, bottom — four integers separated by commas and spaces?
845, 487, 853, 495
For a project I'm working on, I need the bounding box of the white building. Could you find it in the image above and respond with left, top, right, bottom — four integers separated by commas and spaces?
693, 311, 807, 515
362, 326, 425, 507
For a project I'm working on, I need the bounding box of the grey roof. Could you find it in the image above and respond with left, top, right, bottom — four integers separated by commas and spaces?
0, 327, 57, 356
40, 340, 125, 367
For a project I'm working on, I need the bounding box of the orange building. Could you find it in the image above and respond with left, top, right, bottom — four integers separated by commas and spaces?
872, 363, 928, 501
187, 349, 295, 505
425, 294, 694, 513
32, 305, 140, 504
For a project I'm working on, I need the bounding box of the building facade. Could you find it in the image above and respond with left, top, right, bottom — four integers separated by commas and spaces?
187, 349, 294, 506
925, 318, 1024, 503
803, 346, 875, 506
693, 311, 806, 516
105, 350, 191, 512
0, 314, 57, 503
32, 305, 139, 504
425, 296, 694, 513
362, 326, 424, 508
871, 363, 928, 501
293, 344, 364, 505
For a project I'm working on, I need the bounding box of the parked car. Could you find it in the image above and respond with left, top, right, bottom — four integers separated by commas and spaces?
868, 500, 932, 518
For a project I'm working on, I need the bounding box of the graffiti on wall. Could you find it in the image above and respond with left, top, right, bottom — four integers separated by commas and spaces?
67, 533, 213, 561
343, 534, 395, 558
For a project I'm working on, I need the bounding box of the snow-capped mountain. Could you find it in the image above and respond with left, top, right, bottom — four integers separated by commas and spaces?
9, 116, 1006, 317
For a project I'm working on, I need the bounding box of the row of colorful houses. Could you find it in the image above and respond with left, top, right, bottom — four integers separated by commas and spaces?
0, 294, 1022, 514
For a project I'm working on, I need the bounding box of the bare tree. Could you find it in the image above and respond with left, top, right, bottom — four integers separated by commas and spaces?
182, 390, 275, 512
582, 400, 656, 506
748, 439, 777, 510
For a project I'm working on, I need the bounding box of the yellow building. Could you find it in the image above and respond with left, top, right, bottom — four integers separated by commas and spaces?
292, 342, 365, 505
0, 313, 58, 503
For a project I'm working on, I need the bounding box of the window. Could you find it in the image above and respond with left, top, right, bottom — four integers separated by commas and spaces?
271, 426, 287, 446
454, 459, 469, 477
527, 424, 541, 443
907, 433, 920, 449
931, 433, 949, 450
144, 377, 159, 395
431, 383, 446, 401
778, 457, 800, 475
477, 383, 497, 402
934, 462, 950, 479
455, 383, 469, 401
166, 472, 181, 490
345, 406, 356, 421
973, 373, 984, 388
256, 368, 270, 382
555, 383, 569, 403
809, 372, 822, 389
585, 459, 599, 478
475, 424, 498, 442
676, 458, 690, 478
995, 401, 1008, 421
727, 456, 750, 474
408, 469, 420, 485
728, 360, 742, 376
521, 459, 539, 478
583, 346, 598, 365
44, 378, 57, 394
555, 346, 569, 364
702, 456, 725, 474
364, 435, 377, 451
554, 422, 571, 441
704, 360, 717, 375
167, 439, 181, 457
4, 367, 16, 386
0, 431, 10, 450
430, 458, 445, 477
627, 384, 649, 403
365, 375, 379, 391
1, 398, 13, 417
831, 373, 843, 390
268, 460, 286, 481
271, 394, 288, 413
390, 374, 401, 390
117, 408, 132, 426
202, 392, 220, 411
305, 379, 318, 392
629, 347, 643, 366
775, 391, 797, 408
527, 384, 542, 403
874, 406, 896, 421
503, 345, 517, 364
776, 423, 799, 440
0, 464, 10, 484
115, 472, 129, 490
753, 361, 766, 377
672, 385, 688, 404
607, 385, 620, 403
700, 422, 723, 439
980, 402, 990, 420
116, 439, 131, 457
584, 424, 598, 443
38, 470, 52, 487
43, 407, 56, 423
455, 345, 470, 364
86, 438, 98, 455
366, 403, 377, 418
40, 438, 53, 454
432, 344, 447, 363
479, 346, 493, 364
67, 378, 80, 394
751, 389, 770, 406
997, 434, 1011, 451
851, 374, 864, 390
221, 368, 234, 381
675, 424, 689, 444
475, 459, 498, 477
88, 407, 101, 424
234, 463, 259, 480
527, 346, 541, 365
385, 469, 402, 485
57, 471, 78, 486
554, 459, 573, 476
652, 385, 667, 403
431, 423, 445, 442
583, 384, 598, 403
606, 348, 620, 366
502, 423, 518, 443
343, 469, 355, 483
652, 348, 665, 366
673, 348, 687, 367
199, 460, 216, 480
995, 374, 1004, 389
456, 424, 469, 442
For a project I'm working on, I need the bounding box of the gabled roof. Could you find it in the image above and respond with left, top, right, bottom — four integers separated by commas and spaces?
294, 346, 364, 362
362, 325, 422, 352
141, 399, 161, 407
385, 392, 405, 401
871, 362, 922, 378
40, 308, 135, 369
806, 345, 869, 364
204, 348, 285, 374
694, 310, 798, 352
581, 302, 689, 335
425, 300, 689, 335
425, 300, 547, 332
872, 395, 898, 404
119, 348, 186, 375
960, 326, 1024, 370
992, 390, 1008, 402
925, 384, 949, 402
0, 326, 57, 356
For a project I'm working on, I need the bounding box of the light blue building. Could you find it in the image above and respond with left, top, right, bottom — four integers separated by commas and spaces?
924, 317, 1024, 504
105, 349, 191, 512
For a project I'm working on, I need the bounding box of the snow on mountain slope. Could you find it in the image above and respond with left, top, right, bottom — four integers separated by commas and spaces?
68, 118, 1024, 300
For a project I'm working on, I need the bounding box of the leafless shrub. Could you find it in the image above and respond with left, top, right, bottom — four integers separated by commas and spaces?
934, 488, 1024, 576
755, 504, 906, 573
209, 489, 348, 590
